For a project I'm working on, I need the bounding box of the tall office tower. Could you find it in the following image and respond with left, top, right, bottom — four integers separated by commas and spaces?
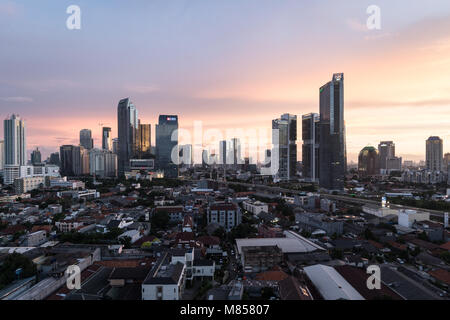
179, 144, 192, 167
48, 152, 60, 166
4, 114, 26, 166
358, 146, 380, 176
230, 138, 242, 167
80, 129, 94, 150
302, 113, 320, 182
0, 140, 4, 172
30, 147, 42, 165
219, 140, 227, 165
319, 73, 346, 191
60, 145, 81, 176
155, 115, 178, 178
426, 136, 443, 171
272, 113, 297, 181
117, 98, 138, 176
202, 149, 209, 168
102, 127, 112, 151
443, 153, 450, 172
112, 138, 119, 154
378, 141, 395, 170
136, 121, 151, 158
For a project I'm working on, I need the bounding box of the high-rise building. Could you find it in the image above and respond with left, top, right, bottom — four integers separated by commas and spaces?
443, 153, 450, 172
117, 98, 138, 176
155, 115, 178, 178
80, 129, 94, 150
31, 147, 42, 165
136, 122, 151, 158
358, 146, 380, 176
272, 113, 297, 181
80, 146, 90, 175
219, 140, 227, 166
112, 138, 119, 154
0, 140, 4, 173
59, 145, 81, 177
378, 141, 395, 170
48, 152, 60, 166
229, 138, 242, 167
319, 73, 346, 191
89, 149, 117, 178
4, 114, 26, 166
102, 127, 112, 151
302, 113, 320, 182
179, 144, 192, 167
426, 136, 443, 172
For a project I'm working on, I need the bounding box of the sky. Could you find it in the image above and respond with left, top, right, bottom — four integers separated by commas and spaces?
1, 0, 450, 162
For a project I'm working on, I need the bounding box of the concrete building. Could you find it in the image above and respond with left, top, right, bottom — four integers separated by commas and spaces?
378, 141, 395, 170
4, 114, 26, 167
102, 127, 112, 151
426, 136, 443, 172
358, 146, 379, 177
14, 176, 46, 194
89, 148, 118, 178
398, 209, 430, 228
79, 129, 94, 150
207, 202, 242, 231
242, 200, 268, 216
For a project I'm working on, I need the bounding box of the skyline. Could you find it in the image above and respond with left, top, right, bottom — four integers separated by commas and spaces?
1, 1, 450, 161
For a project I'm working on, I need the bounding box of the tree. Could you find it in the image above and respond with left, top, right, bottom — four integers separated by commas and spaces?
0, 253, 37, 290
151, 211, 170, 230
330, 248, 343, 259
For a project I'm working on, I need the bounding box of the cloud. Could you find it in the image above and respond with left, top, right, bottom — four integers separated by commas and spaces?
0, 1, 19, 16
125, 85, 160, 94
1, 96, 33, 102
346, 18, 369, 33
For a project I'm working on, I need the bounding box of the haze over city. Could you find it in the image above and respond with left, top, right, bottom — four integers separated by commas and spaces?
1, 0, 450, 161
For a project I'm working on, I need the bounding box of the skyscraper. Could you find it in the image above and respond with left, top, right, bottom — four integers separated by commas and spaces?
117, 98, 138, 176
444, 153, 450, 172
302, 113, 319, 182
80, 129, 94, 150
358, 146, 380, 176
155, 115, 178, 178
0, 140, 4, 172
426, 136, 443, 171
60, 145, 81, 177
319, 73, 346, 191
378, 141, 395, 170
230, 138, 242, 167
136, 122, 151, 158
219, 140, 227, 166
102, 127, 112, 151
4, 114, 26, 166
48, 152, 60, 166
272, 113, 297, 181
31, 147, 42, 165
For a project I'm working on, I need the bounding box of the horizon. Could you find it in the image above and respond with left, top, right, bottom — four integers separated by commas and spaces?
1, 1, 450, 162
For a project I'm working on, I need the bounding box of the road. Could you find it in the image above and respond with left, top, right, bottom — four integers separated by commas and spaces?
207, 179, 447, 221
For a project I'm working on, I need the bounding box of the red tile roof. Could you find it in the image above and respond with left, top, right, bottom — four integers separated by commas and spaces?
429, 269, 450, 286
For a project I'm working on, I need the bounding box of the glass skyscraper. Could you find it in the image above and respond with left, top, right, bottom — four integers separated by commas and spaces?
80, 129, 94, 150
272, 113, 297, 181
102, 127, 112, 151
117, 98, 138, 176
302, 113, 320, 182
155, 115, 178, 178
4, 114, 26, 166
319, 73, 346, 191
